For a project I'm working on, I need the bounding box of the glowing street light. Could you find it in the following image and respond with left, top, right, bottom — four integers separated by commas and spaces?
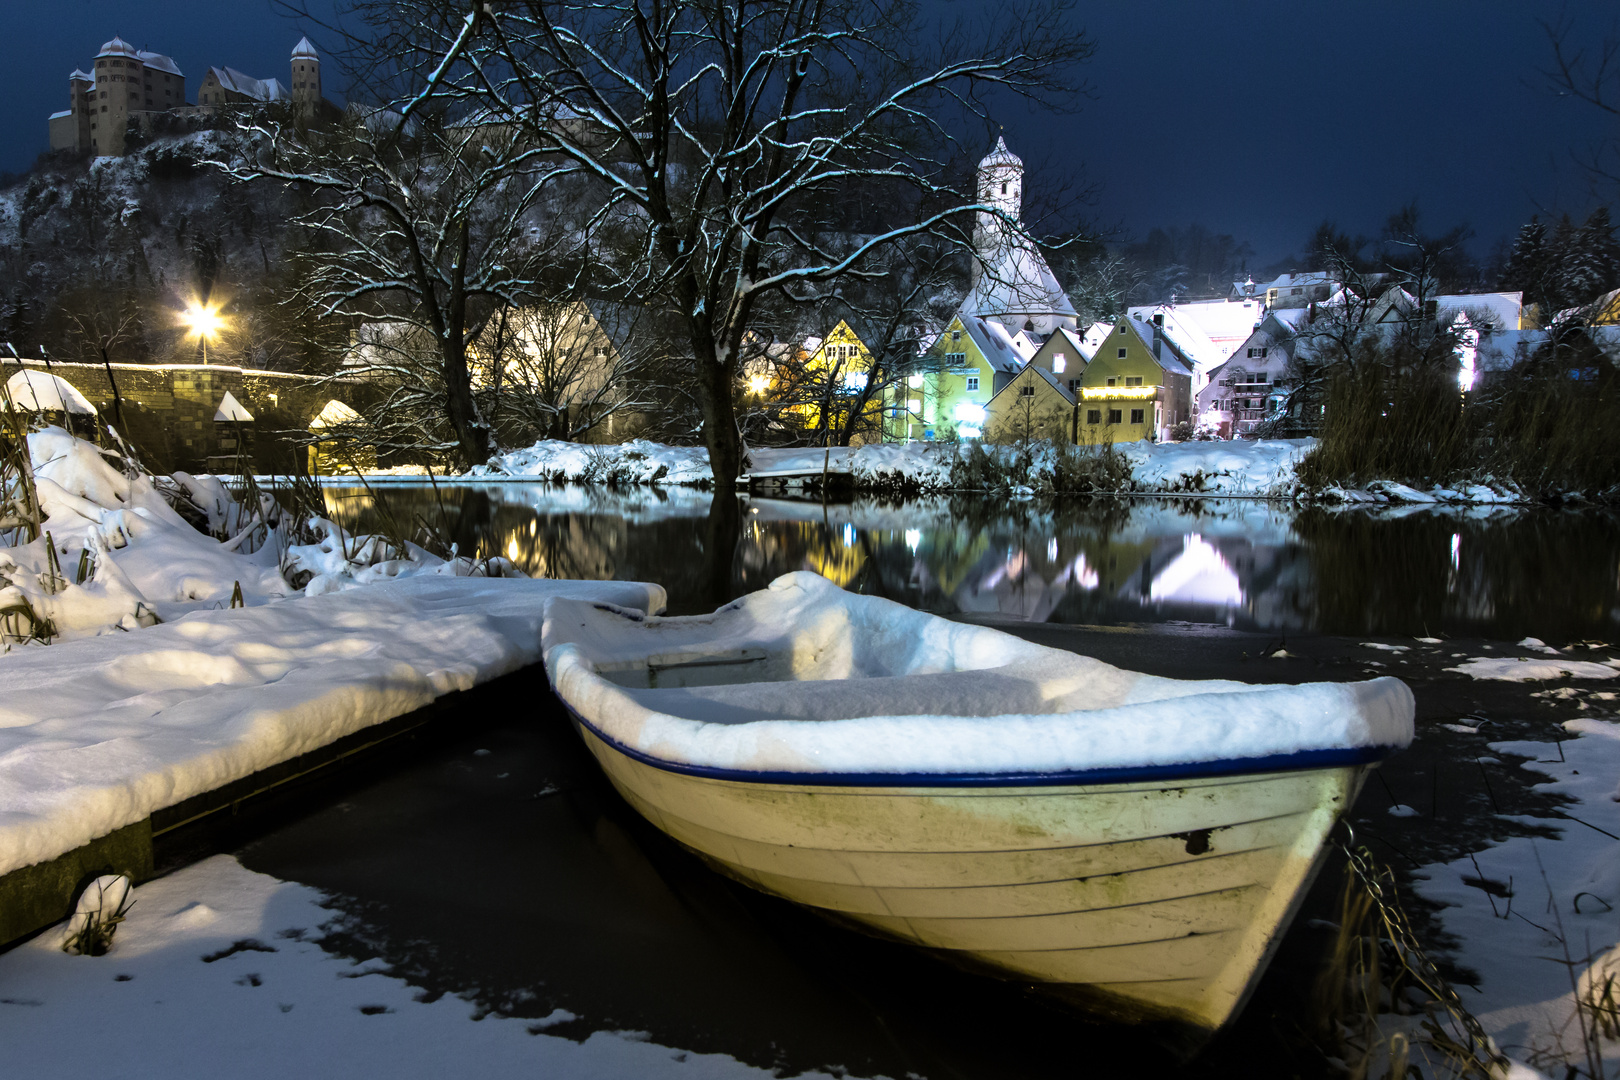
747, 374, 769, 396
180, 301, 226, 365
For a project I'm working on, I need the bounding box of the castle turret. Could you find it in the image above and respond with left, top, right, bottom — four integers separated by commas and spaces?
973, 136, 1024, 252
291, 37, 321, 118
92, 36, 143, 155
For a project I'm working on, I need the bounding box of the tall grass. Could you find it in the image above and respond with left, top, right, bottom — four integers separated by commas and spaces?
1298, 335, 1620, 497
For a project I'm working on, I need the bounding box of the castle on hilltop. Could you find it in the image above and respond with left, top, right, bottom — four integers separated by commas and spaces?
48, 35, 330, 158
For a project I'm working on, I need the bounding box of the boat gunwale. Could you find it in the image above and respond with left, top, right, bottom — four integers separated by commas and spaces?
559, 701, 1396, 789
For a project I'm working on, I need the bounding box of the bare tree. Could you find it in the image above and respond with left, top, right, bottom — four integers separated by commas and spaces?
1541, 15, 1620, 191
379, 0, 1094, 485
218, 98, 564, 465
475, 300, 655, 443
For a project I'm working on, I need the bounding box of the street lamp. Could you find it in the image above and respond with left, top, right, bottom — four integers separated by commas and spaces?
180, 301, 225, 365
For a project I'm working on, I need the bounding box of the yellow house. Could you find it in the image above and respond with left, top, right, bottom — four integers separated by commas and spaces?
985, 363, 1077, 443
1074, 317, 1194, 443
886, 314, 1025, 440
794, 319, 876, 435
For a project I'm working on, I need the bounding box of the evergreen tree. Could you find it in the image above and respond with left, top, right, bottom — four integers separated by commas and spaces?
1505, 218, 1552, 308
1564, 207, 1620, 306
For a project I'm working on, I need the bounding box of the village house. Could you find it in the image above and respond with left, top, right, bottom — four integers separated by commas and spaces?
893, 313, 1025, 440
1197, 311, 1305, 438
48, 36, 331, 158
985, 363, 1078, 444
1073, 317, 1195, 443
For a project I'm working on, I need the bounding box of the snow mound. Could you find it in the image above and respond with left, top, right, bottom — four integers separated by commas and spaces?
543, 571, 1414, 777
1121, 438, 1313, 496
0, 575, 666, 878
471, 440, 713, 485
1446, 656, 1619, 682
4, 371, 97, 415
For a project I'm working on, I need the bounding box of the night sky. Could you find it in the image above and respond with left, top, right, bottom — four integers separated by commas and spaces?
7, 0, 1614, 266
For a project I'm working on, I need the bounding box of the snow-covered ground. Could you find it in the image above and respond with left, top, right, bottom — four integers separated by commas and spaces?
1413, 717, 1620, 1075
0, 855, 834, 1080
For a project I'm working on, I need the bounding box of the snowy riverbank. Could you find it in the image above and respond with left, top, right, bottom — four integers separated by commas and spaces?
464, 437, 1536, 504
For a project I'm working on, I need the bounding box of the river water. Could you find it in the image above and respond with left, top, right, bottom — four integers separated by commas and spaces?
227, 484, 1620, 1077
322, 483, 1620, 640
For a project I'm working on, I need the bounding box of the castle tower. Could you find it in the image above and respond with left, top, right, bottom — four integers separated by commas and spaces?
291, 37, 321, 118
92, 36, 143, 155
972, 136, 1024, 254
49, 70, 95, 153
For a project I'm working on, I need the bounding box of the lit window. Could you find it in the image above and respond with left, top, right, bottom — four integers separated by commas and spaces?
1053, 352, 1066, 373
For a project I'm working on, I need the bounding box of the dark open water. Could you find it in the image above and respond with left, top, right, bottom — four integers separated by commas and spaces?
227, 485, 1620, 1077
323, 484, 1620, 640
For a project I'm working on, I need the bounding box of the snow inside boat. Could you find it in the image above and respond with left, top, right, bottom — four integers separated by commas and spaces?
541, 572, 1414, 1041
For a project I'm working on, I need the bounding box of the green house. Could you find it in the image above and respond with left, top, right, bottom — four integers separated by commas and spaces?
884, 314, 1027, 440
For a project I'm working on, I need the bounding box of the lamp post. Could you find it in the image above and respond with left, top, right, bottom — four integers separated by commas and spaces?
180, 301, 225, 365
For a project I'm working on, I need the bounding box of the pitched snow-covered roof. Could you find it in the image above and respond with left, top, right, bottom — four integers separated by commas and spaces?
1435, 291, 1523, 333
136, 50, 183, 76
292, 36, 319, 60
4, 371, 98, 416
962, 238, 1077, 321
98, 36, 138, 59
69, 69, 93, 83
48, 110, 71, 120
214, 391, 254, 422
309, 399, 362, 429
947, 314, 1026, 374
1127, 298, 1263, 351
208, 66, 289, 102
1045, 325, 1094, 364
1122, 317, 1195, 377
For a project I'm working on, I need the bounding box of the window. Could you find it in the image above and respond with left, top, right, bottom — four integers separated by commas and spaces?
1086, 409, 1101, 424
1130, 409, 1144, 424
1116, 347, 1127, 359
1019, 385, 1035, 397
1118, 325, 1127, 335
1106, 377, 1116, 387
1125, 376, 1142, 386
1246, 347, 1256, 358
944, 352, 965, 366
965, 376, 979, 392
1000, 181, 1008, 194
951, 330, 961, 342
1255, 372, 1267, 383
1052, 353, 1065, 373
1069, 380, 1082, 393
1107, 409, 1122, 424
1260, 347, 1268, 358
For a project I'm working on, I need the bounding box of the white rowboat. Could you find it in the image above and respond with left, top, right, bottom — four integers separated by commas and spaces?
542, 573, 1413, 1042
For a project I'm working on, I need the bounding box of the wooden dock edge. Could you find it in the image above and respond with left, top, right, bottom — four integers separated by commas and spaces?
0, 663, 551, 954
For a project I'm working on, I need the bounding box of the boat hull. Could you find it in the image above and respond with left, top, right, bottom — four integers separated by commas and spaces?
573, 719, 1365, 1040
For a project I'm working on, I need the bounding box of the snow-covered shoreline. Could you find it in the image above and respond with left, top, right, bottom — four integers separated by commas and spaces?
460, 436, 1537, 505
0, 575, 664, 879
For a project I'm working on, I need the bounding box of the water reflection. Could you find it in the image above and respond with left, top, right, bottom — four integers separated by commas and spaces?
322, 485, 1620, 640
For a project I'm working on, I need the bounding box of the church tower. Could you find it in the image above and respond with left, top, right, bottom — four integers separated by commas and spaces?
291, 37, 321, 118
972, 136, 1024, 268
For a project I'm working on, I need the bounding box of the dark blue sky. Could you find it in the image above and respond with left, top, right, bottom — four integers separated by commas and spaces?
8, 1, 1614, 265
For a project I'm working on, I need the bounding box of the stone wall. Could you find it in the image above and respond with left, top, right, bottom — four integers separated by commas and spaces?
2, 359, 375, 475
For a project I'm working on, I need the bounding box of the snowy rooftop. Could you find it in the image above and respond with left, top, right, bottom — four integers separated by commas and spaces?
1127, 298, 1263, 348
209, 66, 289, 102
953, 314, 1026, 373
97, 36, 138, 59
962, 239, 1077, 321
978, 135, 1021, 170
291, 35, 319, 60
137, 50, 183, 77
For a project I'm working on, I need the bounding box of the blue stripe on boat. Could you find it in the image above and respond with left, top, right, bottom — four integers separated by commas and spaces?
561, 703, 1397, 788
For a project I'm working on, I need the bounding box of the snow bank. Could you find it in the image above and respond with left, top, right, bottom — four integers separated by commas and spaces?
470, 440, 713, 485
543, 572, 1413, 777
1413, 719, 1620, 1073
3, 427, 528, 644
0, 575, 665, 877
1118, 438, 1313, 496
0, 854, 813, 1079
